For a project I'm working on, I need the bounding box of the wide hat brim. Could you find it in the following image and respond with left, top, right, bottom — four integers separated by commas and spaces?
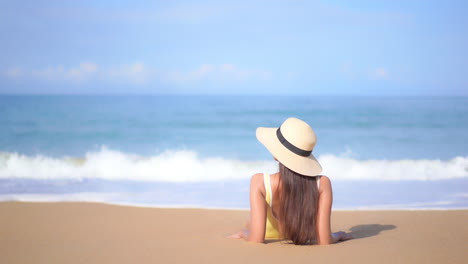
256, 127, 322, 177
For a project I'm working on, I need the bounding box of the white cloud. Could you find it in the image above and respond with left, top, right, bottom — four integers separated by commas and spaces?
25, 61, 144, 83
68, 62, 98, 80
79, 62, 98, 73
4, 67, 23, 78
106, 62, 151, 84
31, 66, 66, 80
167, 64, 272, 82
30, 62, 98, 81
3, 62, 273, 84
340, 63, 391, 81
188, 64, 215, 79
369, 67, 389, 80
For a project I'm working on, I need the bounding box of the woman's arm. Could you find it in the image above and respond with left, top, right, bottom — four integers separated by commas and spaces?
227, 173, 266, 242
245, 173, 267, 242
316, 176, 352, 244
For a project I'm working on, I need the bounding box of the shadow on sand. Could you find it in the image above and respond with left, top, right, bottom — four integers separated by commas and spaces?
348, 224, 396, 239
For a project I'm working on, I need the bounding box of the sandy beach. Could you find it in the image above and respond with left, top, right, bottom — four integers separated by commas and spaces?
1, 202, 467, 264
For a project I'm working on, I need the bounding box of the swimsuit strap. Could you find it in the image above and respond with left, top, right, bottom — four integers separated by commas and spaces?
269, 174, 273, 207
263, 173, 272, 205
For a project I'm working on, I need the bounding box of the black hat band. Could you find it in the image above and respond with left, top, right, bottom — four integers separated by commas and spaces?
276, 128, 312, 157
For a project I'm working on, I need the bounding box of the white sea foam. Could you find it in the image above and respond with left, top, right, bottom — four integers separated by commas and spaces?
320, 154, 468, 181
0, 148, 276, 182
0, 192, 122, 203
338, 201, 458, 211
0, 148, 467, 181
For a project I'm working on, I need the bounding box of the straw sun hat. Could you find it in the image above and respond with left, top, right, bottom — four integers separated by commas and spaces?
256, 117, 322, 177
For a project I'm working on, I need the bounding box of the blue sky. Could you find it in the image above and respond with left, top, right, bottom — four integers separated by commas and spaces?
0, 0, 467, 95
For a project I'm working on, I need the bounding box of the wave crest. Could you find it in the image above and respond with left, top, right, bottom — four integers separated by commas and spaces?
0, 148, 275, 182
320, 154, 468, 180
0, 148, 467, 181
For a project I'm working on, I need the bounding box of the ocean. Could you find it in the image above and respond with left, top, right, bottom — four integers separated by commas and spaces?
1, 95, 467, 210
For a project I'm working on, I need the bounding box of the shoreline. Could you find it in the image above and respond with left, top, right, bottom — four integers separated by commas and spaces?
2, 199, 468, 211
2, 201, 467, 264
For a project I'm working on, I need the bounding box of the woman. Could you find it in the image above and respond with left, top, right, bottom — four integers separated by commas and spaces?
229, 117, 352, 245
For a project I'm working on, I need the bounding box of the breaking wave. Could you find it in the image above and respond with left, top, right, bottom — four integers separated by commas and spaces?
0, 148, 467, 182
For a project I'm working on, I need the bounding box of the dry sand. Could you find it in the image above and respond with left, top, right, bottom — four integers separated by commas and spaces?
1, 202, 467, 264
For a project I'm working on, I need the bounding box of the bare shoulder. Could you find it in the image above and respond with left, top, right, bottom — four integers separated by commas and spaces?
318, 175, 332, 193
250, 173, 265, 195
319, 175, 331, 184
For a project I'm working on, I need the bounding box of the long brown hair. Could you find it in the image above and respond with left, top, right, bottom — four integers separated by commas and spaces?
278, 162, 319, 245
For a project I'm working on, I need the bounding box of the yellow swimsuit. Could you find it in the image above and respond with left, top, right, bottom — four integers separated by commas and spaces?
263, 173, 281, 239
263, 173, 321, 239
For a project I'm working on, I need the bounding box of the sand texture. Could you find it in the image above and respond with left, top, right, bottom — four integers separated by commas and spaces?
1, 202, 467, 264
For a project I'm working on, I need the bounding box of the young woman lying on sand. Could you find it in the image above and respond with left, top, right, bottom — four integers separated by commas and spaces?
228, 117, 352, 245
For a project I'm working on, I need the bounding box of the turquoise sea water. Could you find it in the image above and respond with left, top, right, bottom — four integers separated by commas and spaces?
1, 95, 467, 209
